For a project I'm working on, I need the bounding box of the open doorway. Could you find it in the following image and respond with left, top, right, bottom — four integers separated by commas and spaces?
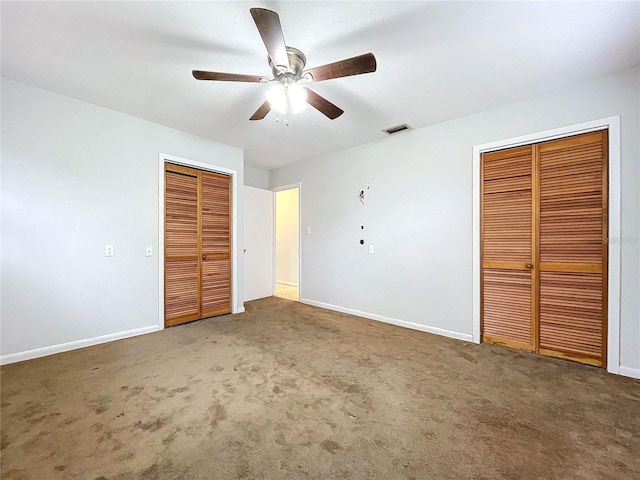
274, 186, 300, 301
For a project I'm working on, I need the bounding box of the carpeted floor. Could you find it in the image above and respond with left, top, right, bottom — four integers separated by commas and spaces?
1, 297, 639, 479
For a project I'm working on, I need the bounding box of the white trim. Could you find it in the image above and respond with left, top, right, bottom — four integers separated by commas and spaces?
0, 326, 159, 365
606, 118, 622, 375
618, 366, 640, 380
272, 183, 302, 191
158, 153, 241, 331
272, 183, 303, 300
158, 158, 165, 330
301, 299, 474, 342
472, 116, 623, 375
276, 280, 299, 287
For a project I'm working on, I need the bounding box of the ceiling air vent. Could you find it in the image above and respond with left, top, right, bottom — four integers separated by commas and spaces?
383, 123, 412, 135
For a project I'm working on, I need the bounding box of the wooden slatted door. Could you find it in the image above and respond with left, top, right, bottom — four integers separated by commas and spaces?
164, 164, 232, 327
481, 145, 535, 350
481, 130, 608, 367
538, 131, 608, 366
165, 166, 200, 326
200, 172, 232, 317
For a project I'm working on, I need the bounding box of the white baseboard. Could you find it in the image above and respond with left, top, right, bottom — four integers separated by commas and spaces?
618, 366, 640, 380
236, 307, 246, 313
276, 280, 299, 287
0, 325, 159, 366
300, 298, 473, 342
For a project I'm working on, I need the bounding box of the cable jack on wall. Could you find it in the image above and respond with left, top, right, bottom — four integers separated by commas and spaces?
359, 183, 370, 204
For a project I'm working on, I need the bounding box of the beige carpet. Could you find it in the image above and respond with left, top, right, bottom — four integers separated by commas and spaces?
1, 297, 639, 479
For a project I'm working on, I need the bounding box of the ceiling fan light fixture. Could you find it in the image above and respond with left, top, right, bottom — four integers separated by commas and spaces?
266, 81, 308, 115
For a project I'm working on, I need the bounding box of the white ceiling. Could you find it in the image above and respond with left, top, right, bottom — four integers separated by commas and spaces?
2, 1, 639, 170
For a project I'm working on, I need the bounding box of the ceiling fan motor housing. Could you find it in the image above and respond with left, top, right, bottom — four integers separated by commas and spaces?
269, 47, 306, 78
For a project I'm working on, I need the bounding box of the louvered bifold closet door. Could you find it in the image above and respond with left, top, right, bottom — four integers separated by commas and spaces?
165, 166, 200, 326
538, 131, 608, 366
200, 172, 232, 317
481, 146, 535, 350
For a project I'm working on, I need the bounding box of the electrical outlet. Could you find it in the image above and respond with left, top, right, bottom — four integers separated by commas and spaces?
105, 245, 114, 257
368, 245, 374, 255
145, 246, 153, 257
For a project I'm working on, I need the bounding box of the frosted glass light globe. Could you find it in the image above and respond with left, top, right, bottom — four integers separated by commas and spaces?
266, 81, 308, 115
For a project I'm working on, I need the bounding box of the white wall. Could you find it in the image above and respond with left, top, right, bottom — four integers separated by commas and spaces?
270, 67, 640, 374
275, 188, 299, 286
1, 78, 244, 362
243, 186, 274, 301
244, 165, 270, 189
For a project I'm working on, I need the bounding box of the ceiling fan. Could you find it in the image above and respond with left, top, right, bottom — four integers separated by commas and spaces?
192, 8, 377, 122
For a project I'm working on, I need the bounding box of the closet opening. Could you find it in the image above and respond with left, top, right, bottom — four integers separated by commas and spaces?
160, 157, 237, 328
480, 130, 609, 367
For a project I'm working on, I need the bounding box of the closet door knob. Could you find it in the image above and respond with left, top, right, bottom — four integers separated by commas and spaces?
202, 254, 207, 261
525, 263, 533, 269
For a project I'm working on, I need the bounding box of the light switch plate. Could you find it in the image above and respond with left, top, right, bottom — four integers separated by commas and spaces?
368, 245, 374, 255
307, 227, 312, 235
145, 246, 153, 257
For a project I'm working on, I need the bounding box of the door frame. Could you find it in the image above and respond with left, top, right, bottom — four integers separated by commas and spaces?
158, 153, 241, 330
472, 116, 621, 374
272, 183, 303, 299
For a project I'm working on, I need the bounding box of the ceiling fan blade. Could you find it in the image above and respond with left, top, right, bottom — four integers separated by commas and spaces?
250, 8, 290, 71
303, 88, 344, 120
192, 70, 266, 83
304, 53, 377, 82
250, 100, 271, 121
